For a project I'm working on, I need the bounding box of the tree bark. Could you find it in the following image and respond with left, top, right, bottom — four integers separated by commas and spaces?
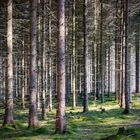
56, 0, 67, 133
41, 0, 47, 120
29, 0, 39, 128
135, 26, 139, 93
83, 0, 88, 112
72, 0, 76, 109
3, 0, 14, 127
124, 0, 130, 113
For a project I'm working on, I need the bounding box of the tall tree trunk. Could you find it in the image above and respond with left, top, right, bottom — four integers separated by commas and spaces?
3, 0, 14, 127
115, 0, 119, 101
21, 38, 25, 109
108, 28, 111, 97
56, 0, 67, 133
135, 26, 139, 93
36, 0, 41, 110
83, 0, 88, 112
93, 0, 99, 101
124, 0, 130, 113
41, 0, 47, 120
72, 0, 76, 109
100, 0, 104, 103
29, 0, 39, 128
47, 0, 52, 112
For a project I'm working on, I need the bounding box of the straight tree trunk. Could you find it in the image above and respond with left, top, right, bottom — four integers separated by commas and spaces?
83, 0, 88, 112
72, 0, 76, 109
47, 0, 52, 112
41, 0, 47, 120
115, 0, 119, 101
108, 28, 111, 97
100, 0, 104, 103
135, 26, 139, 93
56, 0, 67, 133
124, 0, 130, 113
29, 0, 39, 128
21, 38, 25, 109
3, 0, 14, 127
36, 0, 41, 110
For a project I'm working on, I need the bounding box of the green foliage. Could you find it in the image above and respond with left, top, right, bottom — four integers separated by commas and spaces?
0, 96, 140, 139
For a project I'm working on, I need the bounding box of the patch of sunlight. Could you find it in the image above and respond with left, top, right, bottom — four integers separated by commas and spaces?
101, 117, 134, 126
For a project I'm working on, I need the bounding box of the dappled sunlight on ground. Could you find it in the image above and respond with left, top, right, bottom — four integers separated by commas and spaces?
0, 95, 139, 139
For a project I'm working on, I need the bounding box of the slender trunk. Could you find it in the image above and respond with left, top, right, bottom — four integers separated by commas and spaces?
135, 26, 139, 93
21, 38, 25, 109
3, 0, 14, 127
100, 0, 104, 103
48, 0, 52, 112
56, 0, 66, 133
115, 0, 119, 101
41, 0, 47, 120
83, 0, 88, 112
37, 0, 41, 110
124, 0, 130, 113
29, 0, 39, 128
108, 28, 111, 97
72, 0, 76, 109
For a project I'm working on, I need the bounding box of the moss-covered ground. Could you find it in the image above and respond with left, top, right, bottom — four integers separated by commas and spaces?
0, 94, 140, 140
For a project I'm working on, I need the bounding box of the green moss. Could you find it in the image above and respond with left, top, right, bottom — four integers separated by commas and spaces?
0, 95, 140, 139
34, 127, 49, 134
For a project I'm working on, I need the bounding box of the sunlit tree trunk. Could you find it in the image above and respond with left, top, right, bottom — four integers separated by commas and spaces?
29, 0, 39, 128
72, 0, 76, 109
108, 28, 111, 97
56, 0, 67, 133
3, 0, 14, 127
93, 0, 98, 100
21, 38, 25, 109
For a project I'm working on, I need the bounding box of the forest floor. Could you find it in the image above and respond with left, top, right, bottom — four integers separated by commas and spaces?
0, 94, 140, 140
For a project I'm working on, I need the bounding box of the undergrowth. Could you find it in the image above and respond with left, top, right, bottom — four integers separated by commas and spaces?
0, 94, 139, 140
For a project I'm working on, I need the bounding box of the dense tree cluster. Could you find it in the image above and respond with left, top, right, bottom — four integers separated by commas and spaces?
0, 0, 139, 133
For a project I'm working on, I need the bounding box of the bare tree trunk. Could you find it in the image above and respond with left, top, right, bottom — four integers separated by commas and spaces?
41, 0, 47, 120
115, 0, 119, 101
135, 26, 139, 93
3, 0, 14, 127
83, 0, 88, 112
21, 38, 25, 109
47, 0, 52, 112
36, 0, 41, 110
72, 0, 76, 109
29, 0, 39, 128
56, 0, 67, 133
100, 0, 104, 103
124, 0, 130, 113
108, 28, 111, 97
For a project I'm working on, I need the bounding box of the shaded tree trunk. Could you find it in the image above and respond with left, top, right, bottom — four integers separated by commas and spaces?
47, 0, 52, 112
83, 0, 88, 112
29, 0, 39, 128
124, 0, 130, 113
115, 0, 119, 101
135, 26, 139, 93
41, 0, 47, 120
